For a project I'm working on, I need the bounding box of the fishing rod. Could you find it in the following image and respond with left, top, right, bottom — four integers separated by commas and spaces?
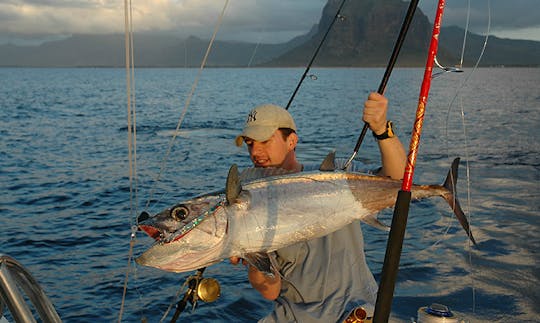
372, 1, 448, 322
285, 0, 348, 110
342, 0, 421, 169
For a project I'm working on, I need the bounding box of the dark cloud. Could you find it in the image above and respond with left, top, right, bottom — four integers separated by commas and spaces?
419, 0, 540, 31
0, 0, 538, 44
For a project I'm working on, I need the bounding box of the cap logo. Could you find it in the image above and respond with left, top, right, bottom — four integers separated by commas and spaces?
246, 110, 257, 124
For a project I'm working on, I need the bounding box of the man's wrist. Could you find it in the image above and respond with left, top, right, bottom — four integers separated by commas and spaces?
372, 120, 395, 140
372, 124, 387, 135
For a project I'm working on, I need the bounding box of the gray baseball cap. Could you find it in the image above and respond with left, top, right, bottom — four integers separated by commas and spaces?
235, 104, 297, 146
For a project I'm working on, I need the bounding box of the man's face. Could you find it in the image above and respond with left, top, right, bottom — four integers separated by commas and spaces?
244, 130, 295, 168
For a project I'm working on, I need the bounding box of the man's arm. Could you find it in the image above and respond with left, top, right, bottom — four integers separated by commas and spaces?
247, 265, 281, 300
363, 92, 407, 180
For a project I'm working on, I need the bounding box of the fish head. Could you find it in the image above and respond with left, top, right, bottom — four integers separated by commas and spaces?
138, 194, 225, 244
136, 194, 230, 272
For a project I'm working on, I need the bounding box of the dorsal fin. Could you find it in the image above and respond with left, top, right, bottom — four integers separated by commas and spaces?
239, 167, 296, 183
226, 164, 242, 204
319, 151, 336, 171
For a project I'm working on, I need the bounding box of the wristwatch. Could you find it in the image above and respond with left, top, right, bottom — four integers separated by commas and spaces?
372, 121, 395, 140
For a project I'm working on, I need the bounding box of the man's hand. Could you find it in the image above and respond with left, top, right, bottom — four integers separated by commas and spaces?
230, 256, 281, 300
230, 256, 246, 266
362, 92, 407, 180
363, 92, 388, 135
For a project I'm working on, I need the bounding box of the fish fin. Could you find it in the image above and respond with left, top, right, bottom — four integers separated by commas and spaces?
226, 164, 242, 204
361, 215, 390, 231
244, 252, 277, 278
442, 158, 477, 245
319, 151, 336, 171
239, 167, 296, 183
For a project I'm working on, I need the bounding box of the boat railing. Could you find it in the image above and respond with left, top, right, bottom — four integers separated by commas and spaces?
0, 254, 62, 323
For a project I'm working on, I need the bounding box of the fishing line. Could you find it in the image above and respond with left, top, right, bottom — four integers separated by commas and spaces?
447, 1, 491, 314
442, 0, 491, 241
459, 0, 472, 68
144, 0, 230, 211
433, 0, 491, 315
159, 281, 187, 323
247, 31, 263, 67
136, 2, 231, 321
284, 0, 348, 110
373, 1, 448, 320
342, 0, 421, 170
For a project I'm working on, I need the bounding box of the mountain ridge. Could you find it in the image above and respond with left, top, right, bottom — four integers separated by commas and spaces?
1, 0, 538, 67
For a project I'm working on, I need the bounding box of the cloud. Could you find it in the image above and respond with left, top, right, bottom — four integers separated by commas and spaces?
0, 0, 125, 35
0, 0, 538, 44
421, 0, 540, 40
0, 0, 326, 43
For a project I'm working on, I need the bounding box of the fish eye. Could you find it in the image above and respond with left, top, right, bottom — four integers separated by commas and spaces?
171, 206, 189, 221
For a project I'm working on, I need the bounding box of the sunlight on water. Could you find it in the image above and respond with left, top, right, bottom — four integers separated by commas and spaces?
0, 67, 538, 322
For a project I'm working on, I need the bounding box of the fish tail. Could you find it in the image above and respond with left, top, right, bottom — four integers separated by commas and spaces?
442, 158, 477, 245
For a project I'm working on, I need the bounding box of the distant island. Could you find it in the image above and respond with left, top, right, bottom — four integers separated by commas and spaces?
1, 0, 539, 67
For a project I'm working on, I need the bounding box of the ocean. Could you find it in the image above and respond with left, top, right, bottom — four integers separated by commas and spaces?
0, 67, 538, 322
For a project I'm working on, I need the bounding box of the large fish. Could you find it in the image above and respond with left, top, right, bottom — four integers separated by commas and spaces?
136, 155, 475, 273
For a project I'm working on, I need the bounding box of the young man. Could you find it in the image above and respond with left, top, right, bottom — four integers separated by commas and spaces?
232, 92, 407, 322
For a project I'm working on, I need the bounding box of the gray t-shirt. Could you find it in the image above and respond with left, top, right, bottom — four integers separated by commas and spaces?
258, 160, 379, 322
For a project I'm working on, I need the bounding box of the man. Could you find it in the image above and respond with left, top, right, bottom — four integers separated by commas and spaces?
231, 92, 407, 322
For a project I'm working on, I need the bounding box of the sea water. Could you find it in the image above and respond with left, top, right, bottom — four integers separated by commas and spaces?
0, 67, 538, 322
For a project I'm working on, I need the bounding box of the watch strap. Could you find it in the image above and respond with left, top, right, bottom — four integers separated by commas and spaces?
372, 121, 395, 140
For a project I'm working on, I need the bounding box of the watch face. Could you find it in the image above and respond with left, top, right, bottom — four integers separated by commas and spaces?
387, 121, 395, 137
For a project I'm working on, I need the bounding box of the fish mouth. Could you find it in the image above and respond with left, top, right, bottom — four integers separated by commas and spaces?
137, 211, 163, 241
137, 211, 181, 243
139, 223, 188, 244
139, 224, 162, 241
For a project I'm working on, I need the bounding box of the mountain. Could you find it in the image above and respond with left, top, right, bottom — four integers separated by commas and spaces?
265, 0, 540, 67
265, 0, 438, 67
0, 0, 538, 67
439, 26, 540, 67
0, 33, 298, 68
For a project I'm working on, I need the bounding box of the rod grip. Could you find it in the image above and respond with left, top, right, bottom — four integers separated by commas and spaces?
373, 190, 412, 323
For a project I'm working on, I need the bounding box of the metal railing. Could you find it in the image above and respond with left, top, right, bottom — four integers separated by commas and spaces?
0, 254, 62, 323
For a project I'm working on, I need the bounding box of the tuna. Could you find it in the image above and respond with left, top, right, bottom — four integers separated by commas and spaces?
136, 156, 475, 273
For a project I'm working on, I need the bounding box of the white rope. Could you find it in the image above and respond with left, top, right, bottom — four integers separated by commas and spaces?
118, 0, 138, 321
116, 1, 231, 320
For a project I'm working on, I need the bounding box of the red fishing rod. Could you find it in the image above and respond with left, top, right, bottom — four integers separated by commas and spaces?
373, 1, 448, 322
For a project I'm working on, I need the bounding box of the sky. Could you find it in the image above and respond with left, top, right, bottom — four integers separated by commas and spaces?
0, 0, 539, 45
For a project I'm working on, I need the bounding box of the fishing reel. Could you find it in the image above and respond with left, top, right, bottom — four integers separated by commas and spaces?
190, 275, 221, 304
344, 307, 372, 323
183, 267, 220, 305
170, 267, 220, 322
